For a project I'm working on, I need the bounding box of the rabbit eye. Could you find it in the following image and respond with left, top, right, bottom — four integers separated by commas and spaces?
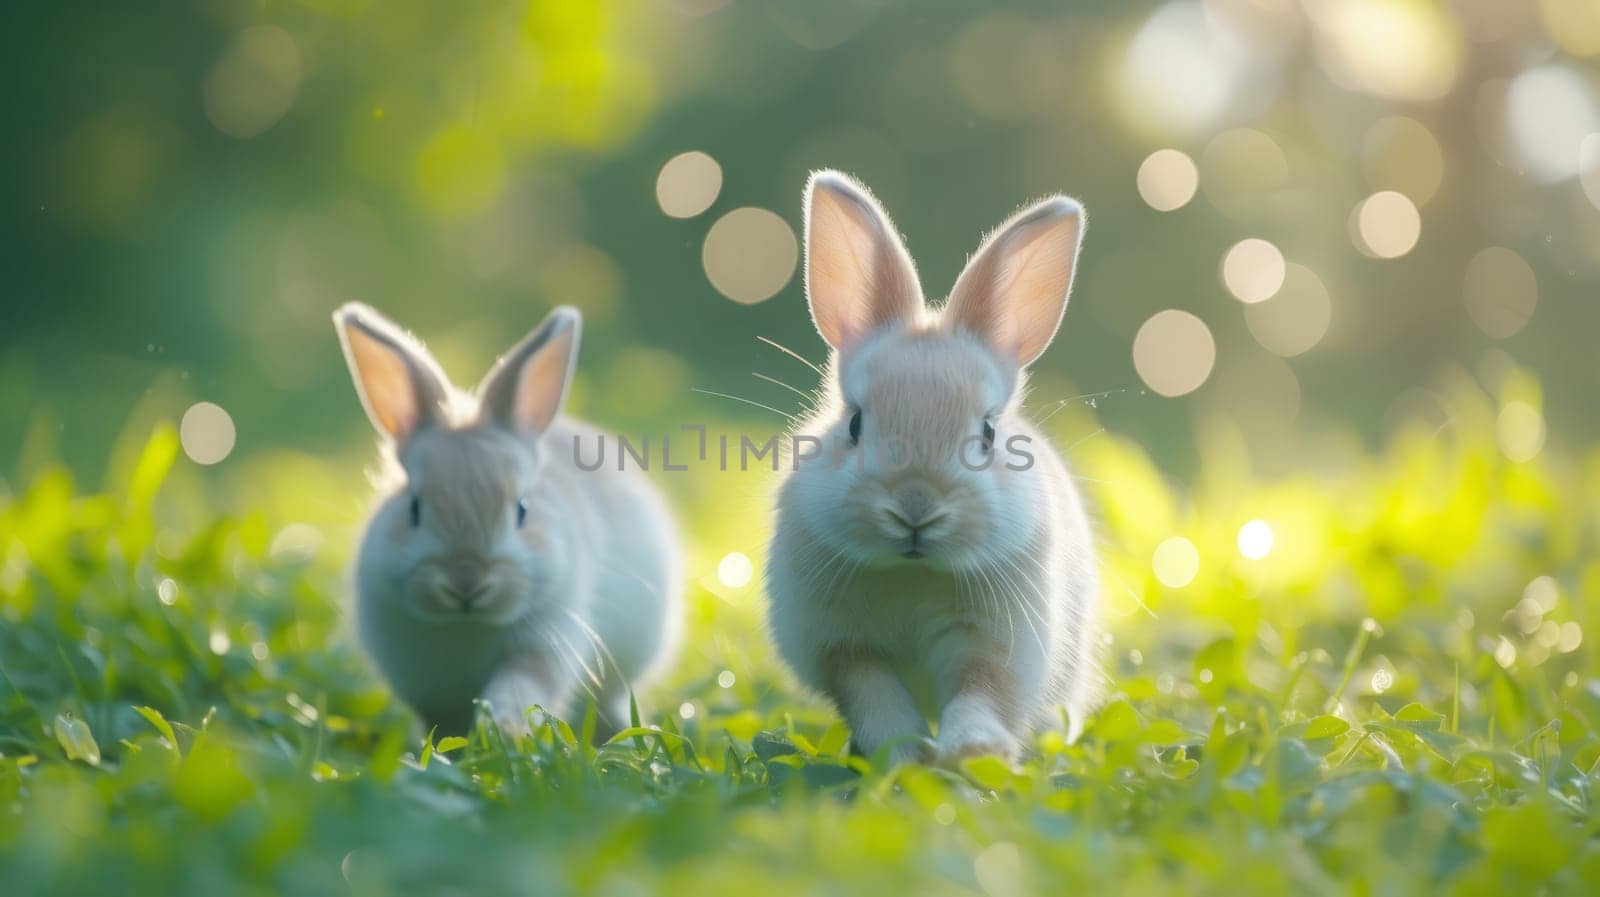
516, 499, 528, 529
848, 409, 862, 446
981, 420, 996, 451
409, 496, 421, 527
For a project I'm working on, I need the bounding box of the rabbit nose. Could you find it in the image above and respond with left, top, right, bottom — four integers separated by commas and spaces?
891, 486, 943, 530
445, 561, 485, 601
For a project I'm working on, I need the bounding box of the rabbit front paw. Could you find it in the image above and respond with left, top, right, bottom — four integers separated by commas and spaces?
481, 676, 547, 738
935, 700, 1017, 766
883, 736, 938, 769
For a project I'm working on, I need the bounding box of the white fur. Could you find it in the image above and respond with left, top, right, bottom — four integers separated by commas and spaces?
335, 303, 681, 739
766, 171, 1100, 766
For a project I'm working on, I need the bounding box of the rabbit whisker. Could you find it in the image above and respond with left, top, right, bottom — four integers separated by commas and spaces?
691, 387, 799, 423
757, 335, 825, 377
752, 371, 815, 403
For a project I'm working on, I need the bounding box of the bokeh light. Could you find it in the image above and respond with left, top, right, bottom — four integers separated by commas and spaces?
1353, 191, 1421, 258
1311, 0, 1462, 101
717, 551, 754, 588
1152, 536, 1200, 588
1243, 263, 1332, 357
8, 2, 1600, 890
1133, 310, 1216, 398
180, 402, 236, 466
1540, 0, 1600, 57
1524, 575, 1560, 613
1118, 2, 1252, 138
1136, 149, 1199, 211
656, 151, 723, 219
1463, 247, 1538, 339
1496, 401, 1545, 462
1583, 135, 1600, 210
1200, 128, 1289, 219
702, 208, 798, 304
1237, 519, 1274, 560
1221, 238, 1286, 304
1361, 116, 1445, 205
1503, 65, 1599, 183
202, 26, 302, 139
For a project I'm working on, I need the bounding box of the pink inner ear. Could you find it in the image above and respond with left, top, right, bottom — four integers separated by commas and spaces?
346, 328, 419, 439
338, 311, 448, 443
943, 199, 1082, 366
805, 174, 923, 351
510, 329, 574, 432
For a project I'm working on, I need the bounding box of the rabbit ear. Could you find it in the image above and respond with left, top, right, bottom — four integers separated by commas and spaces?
333, 303, 451, 445
477, 306, 581, 434
803, 170, 923, 352
943, 196, 1084, 367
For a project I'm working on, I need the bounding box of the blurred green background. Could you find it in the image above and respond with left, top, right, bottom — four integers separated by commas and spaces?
7, 0, 1598, 492
6, 2, 1600, 893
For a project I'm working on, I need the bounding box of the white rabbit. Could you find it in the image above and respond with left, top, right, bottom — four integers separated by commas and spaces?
333, 303, 682, 740
766, 171, 1100, 766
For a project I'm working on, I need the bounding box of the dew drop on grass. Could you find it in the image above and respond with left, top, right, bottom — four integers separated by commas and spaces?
1370, 668, 1393, 693
53, 714, 100, 766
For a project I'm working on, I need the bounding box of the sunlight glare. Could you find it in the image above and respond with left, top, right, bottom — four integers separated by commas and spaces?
717, 551, 754, 588
1152, 537, 1200, 588
1504, 65, 1599, 183
1236, 519, 1274, 560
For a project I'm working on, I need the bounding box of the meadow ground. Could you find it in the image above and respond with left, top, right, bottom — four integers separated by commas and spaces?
2, 379, 1598, 896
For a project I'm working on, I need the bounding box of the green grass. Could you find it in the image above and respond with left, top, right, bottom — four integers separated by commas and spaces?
3, 377, 1599, 895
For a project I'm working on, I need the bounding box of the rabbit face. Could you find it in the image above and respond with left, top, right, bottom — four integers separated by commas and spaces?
335, 302, 582, 630
786, 170, 1083, 576
789, 326, 1041, 571
365, 426, 564, 626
